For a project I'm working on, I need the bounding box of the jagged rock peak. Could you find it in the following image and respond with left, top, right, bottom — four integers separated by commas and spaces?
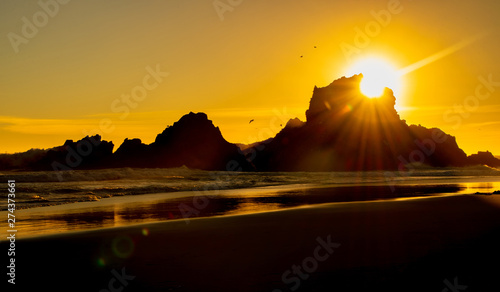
305, 74, 398, 124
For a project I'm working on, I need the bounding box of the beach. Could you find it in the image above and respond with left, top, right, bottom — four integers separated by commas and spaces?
4, 0, 500, 290
5, 182, 500, 291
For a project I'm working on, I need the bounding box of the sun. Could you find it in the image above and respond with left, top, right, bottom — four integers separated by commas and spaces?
346, 57, 402, 98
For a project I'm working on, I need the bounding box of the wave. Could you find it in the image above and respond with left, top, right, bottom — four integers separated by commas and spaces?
1, 166, 499, 211
0, 167, 201, 183
395, 163, 500, 177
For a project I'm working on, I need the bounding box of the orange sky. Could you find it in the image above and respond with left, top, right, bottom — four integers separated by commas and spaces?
1, 0, 500, 155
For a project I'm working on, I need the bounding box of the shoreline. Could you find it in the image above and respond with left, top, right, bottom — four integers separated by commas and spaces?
4, 170, 500, 212
6, 192, 460, 241
3, 178, 500, 239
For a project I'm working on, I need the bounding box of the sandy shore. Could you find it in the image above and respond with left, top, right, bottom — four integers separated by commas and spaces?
6, 181, 491, 238
6, 193, 500, 291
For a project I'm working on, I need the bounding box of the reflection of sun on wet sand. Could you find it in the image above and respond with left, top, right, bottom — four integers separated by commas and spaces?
11, 188, 500, 291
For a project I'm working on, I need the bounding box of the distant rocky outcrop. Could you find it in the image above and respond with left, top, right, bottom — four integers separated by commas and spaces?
0, 135, 115, 171
0, 148, 48, 170
111, 112, 253, 171
253, 75, 469, 171
110, 138, 149, 167
467, 151, 500, 167
35, 135, 114, 170
0, 114, 252, 172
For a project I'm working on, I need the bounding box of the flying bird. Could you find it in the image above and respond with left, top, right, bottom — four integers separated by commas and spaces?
249, 119, 254, 124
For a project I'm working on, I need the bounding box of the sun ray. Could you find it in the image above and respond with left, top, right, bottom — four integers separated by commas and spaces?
397, 32, 488, 76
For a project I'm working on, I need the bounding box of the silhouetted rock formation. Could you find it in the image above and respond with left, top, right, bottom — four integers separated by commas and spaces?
32, 135, 114, 171
0, 114, 252, 171
467, 151, 500, 167
1, 75, 498, 172
253, 75, 469, 171
111, 112, 253, 171
110, 138, 149, 167
44, 135, 114, 170
0, 148, 48, 170
0, 136, 116, 171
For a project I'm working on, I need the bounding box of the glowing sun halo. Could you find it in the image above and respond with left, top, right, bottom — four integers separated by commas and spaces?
346, 58, 402, 98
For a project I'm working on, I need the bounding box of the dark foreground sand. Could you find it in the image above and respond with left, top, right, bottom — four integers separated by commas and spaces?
6, 194, 500, 291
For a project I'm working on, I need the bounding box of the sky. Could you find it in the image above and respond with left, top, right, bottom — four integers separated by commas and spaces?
1, 0, 500, 155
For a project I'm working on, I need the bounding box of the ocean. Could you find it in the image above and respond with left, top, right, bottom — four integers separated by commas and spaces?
2, 165, 500, 237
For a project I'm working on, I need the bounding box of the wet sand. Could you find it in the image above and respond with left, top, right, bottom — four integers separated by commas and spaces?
6, 180, 499, 238
7, 192, 500, 291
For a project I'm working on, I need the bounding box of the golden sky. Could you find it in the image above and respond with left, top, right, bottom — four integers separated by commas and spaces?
1, 0, 499, 155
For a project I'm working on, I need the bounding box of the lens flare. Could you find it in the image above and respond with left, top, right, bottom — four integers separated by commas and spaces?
97, 258, 106, 267
111, 236, 135, 259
